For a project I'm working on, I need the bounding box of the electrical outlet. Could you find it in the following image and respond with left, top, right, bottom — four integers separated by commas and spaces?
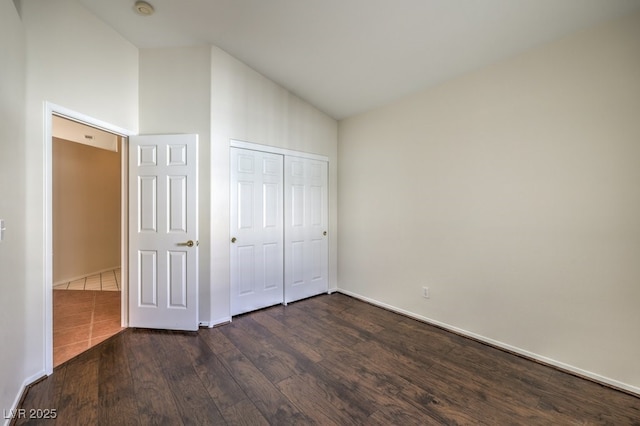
422, 286, 429, 299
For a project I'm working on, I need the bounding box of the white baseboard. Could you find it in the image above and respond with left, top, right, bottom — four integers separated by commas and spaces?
4, 370, 47, 426
53, 266, 120, 287
335, 289, 640, 397
208, 316, 232, 328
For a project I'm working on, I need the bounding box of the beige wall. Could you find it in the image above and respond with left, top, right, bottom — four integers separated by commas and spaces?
210, 46, 338, 324
53, 138, 120, 283
338, 12, 640, 392
138, 46, 212, 323
0, 0, 28, 415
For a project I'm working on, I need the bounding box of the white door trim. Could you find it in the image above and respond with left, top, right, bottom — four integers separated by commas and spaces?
44, 102, 133, 374
230, 139, 329, 162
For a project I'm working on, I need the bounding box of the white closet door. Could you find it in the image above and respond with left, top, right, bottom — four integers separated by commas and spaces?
230, 148, 284, 315
284, 156, 329, 304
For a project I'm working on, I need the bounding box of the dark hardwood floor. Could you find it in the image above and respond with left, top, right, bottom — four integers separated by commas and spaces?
14, 293, 640, 425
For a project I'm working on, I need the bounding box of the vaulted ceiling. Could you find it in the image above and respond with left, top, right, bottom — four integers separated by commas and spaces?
79, 0, 640, 119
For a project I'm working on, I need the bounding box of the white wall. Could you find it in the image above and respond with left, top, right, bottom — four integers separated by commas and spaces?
0, 0, 28, 417
338, 12, 640, 392
138, 46, 212, 323
20, 0, 138, 380
210, 46, 338, 324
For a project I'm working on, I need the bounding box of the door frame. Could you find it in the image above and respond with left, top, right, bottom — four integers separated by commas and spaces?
230, 139, 328, 163
44, 102, 133, 374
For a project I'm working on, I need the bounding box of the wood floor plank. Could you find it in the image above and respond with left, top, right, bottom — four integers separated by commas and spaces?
251, 309, 324, 362
234, 317, 379, 421
381, 315, 470, 356
124, 330, 183, 425
318, 345, 470, 425
220, 318, 301, 383
216, 346, 314, 424
367, 404, 452, 426
434, 342, 554, 398
269, 303, 368, 354
220, 399, 270, 426
288, 302, 371, 345
198, 326, 236, 355
535, 367, 640, 423
175, 331, 249, 411
351, 337, 553, 424
423, 361, 561, 424
347, 338, 486, 423
235, 315, 325, 371
259, 305, 450, 424
150, 331, 226, 425
97, 334, 140, 425
276, 372, 370, 425
330, 307, 386, 333
258, 307, 341, 360
55, 348, 100, 425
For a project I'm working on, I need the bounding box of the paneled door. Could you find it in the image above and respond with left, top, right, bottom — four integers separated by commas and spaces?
230, 148, 284, 316
284, 156, 328, 304
129, 134, 199, 331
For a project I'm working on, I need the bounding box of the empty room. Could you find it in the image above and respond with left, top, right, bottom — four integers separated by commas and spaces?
1, 0, 639, 424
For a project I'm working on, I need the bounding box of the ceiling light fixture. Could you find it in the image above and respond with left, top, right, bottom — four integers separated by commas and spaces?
134, 1, 155, 16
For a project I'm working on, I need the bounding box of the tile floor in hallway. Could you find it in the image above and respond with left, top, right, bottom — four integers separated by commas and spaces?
53, 268, 121, 291
53, 289, 124, 367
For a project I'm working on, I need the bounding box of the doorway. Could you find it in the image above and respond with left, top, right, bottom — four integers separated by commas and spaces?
52, 117, 123, 365
45, 103, 131, 373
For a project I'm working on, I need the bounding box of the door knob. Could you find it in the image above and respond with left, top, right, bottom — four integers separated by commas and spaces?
323, 231, 327, 236
178, 240, 195, 247
231, 237, 237, 243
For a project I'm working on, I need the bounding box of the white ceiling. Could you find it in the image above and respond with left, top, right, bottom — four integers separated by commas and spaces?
79, 0, 640, 120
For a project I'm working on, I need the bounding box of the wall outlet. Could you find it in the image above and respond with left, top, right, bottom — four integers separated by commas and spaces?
422, 286, 429, 299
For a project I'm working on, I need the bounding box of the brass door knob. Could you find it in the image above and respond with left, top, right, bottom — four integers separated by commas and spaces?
231, 237, 237, 243
323, 231, 327, 236
178, 240, 195, 247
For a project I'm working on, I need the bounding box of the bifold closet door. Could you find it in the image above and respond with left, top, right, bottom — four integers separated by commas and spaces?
284, 156, 329, 304
230, 148, 284, 316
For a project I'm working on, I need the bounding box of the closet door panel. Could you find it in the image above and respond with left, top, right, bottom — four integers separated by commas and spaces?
230, 148, 284, 315
284, 157, 328, 304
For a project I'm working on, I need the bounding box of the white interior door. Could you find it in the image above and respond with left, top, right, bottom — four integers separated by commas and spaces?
230, 148, 284, 315
129, 134, 199, 331
284, 156, 329, 304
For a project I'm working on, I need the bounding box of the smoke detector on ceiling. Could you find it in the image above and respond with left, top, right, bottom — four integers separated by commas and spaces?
134, 1, 155, 16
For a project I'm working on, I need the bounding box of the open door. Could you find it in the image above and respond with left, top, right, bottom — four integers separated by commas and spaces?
128, 134, 199, 331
